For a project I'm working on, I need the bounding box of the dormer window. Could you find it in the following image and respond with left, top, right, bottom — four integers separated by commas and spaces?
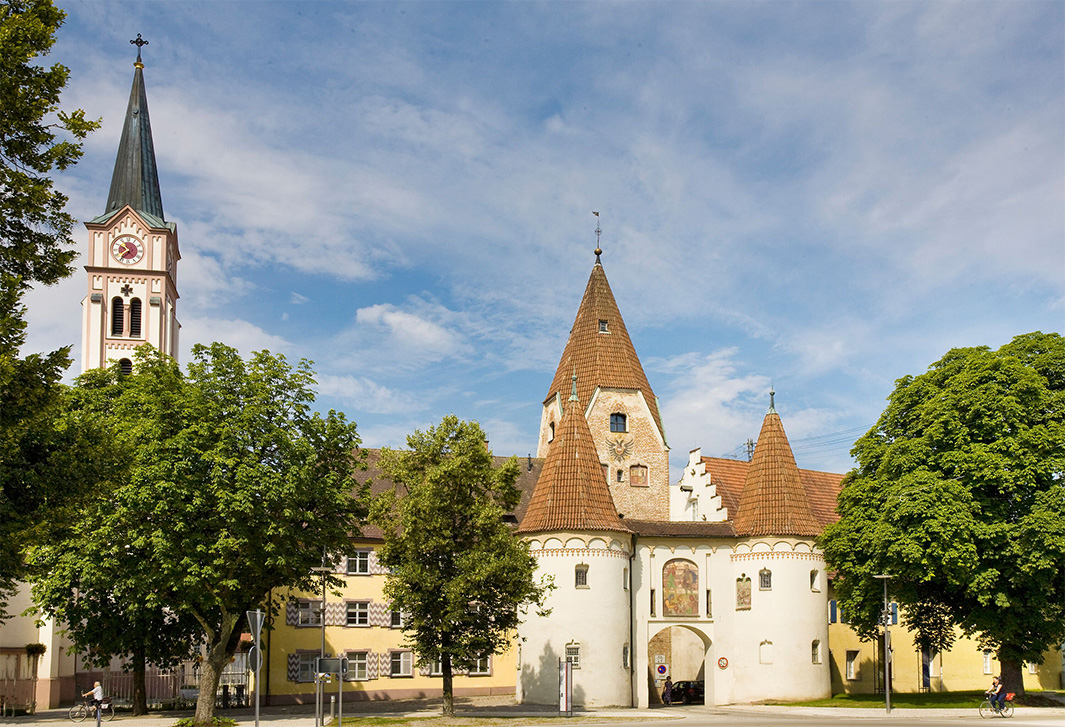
548, 421, 555, 442
598, 319, 609, 333
610, 413, 627, 433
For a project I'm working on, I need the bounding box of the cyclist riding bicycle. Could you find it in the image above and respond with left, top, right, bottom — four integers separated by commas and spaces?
986, 676, 1006, 711
81, 681, 103, 709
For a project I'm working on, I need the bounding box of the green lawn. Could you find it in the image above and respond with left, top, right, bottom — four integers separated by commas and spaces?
771, 690, 1064, 709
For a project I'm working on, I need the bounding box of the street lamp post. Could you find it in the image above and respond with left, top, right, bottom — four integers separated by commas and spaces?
311, 551, 331, 727
874, 574, 894, 714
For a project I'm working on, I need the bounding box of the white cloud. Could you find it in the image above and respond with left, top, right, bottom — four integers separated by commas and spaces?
179, 317, 294, 361
315, 373, 424, 416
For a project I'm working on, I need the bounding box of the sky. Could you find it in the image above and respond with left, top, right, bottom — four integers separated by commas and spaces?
22, 0, 1065, 475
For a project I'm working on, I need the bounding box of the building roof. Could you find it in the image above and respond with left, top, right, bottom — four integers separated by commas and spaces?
624, 519, 736, 537
730, 410, 824, 537
518, 382, 631, 534
545, 260, 664, 440
101, 61, 165, 224
701, 456, 843, 531
355, 448, 544, 541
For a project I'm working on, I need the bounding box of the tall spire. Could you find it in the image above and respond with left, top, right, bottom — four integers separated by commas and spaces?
519, 383, 630, 534
104, 35, 164, 223
732, 397, 820, 537
544, 259, 664, 439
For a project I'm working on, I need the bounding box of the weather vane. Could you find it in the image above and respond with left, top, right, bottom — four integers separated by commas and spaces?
592, 211, 602, 262
131, 34, 148, 66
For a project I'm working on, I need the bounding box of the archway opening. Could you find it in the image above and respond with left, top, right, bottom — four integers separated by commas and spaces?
647, 625, 711, 705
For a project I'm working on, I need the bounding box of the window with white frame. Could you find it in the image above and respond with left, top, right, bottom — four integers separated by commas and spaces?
347, 652, 368, 680
565, 643, 581, 670
811, 640, 822, 664
390, 609, 405, 628
346, 601, 369, 626
297, 653, 318, 682
1027, 662, 1037, 675
983, 650, 993, 675
390, 651, 413, 677
846, 650, 860, 680
469, 655, 491, 675
297, 600, 322, 626
575, 564, 589, 588
347, 551, 370, 575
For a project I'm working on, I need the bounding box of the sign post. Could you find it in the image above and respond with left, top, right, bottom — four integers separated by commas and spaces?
558, 658, 572, 716
316, 657, 347, 727
245, 609, 265, 727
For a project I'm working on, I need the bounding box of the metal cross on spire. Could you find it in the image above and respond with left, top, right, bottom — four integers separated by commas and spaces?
131, 34, 148, 67
592, 211, 602, 263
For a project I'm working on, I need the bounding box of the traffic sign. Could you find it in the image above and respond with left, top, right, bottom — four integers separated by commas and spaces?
246, 609, 265, 642
248, 645, 263, 672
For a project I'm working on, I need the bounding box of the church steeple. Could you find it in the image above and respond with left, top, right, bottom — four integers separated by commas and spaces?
103, 36, 164, 224
732, 394, 820, 537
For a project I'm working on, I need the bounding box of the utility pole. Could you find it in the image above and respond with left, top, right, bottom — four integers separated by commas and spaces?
874, 574, 894, 714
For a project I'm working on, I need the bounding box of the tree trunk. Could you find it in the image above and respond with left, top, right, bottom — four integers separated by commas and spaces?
441, 654, 454, 717
999, 657, 1025, 697
194, 634, 237, 726
131, 643, 148, 715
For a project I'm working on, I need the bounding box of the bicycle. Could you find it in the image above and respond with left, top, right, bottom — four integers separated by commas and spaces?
68, 698, 115, 722
979, 691, 1015, 718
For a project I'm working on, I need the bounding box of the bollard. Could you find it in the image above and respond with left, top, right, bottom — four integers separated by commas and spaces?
330, 695, 335, 722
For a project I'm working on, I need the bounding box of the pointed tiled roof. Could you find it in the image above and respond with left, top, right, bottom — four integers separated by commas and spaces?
732, 407, 821, 537
519, 382, 630, 534
545, 260, 664, 439
103, 60, 164, 223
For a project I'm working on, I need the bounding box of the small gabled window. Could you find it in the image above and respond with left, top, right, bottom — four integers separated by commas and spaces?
598, 319, 609, 333
575, 565, 589, 588
759, 568, 772, 590
548, 421, 555, 442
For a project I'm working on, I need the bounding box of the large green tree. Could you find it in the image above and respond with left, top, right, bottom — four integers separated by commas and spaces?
371, 415, 550, 717
821, 332, 1065, 695
30, 344, 367, 725
0, 0, 100, 616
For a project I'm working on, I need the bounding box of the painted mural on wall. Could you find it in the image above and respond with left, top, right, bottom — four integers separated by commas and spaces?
736, 575, 752, 610
663, 559, 699, 616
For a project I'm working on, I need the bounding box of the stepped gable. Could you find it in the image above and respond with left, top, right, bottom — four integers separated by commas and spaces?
519, 378, 631, 534
545, 260, 664, 439
732, 400, 822, 538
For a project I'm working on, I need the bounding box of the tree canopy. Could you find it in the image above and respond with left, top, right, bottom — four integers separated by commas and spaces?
371, 415, 550, 717
0, 0, 99, 617
30, 344, 367, 725
821, 332, 1065, 693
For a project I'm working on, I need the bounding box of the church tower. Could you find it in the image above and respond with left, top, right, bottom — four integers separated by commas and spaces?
81, 37, 179, 373
537, 242, 669, 521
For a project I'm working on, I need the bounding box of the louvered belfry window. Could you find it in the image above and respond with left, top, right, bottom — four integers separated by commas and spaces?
111, 297, 124, 336
129, 298, 142, 337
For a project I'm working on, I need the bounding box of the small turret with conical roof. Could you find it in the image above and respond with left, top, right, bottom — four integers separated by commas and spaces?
732, 390, 820, 537
519, 373, 630, 534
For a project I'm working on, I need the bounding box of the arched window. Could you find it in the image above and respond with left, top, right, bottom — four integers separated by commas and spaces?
759, 568, 772, 590
119, 358, 133, 376
111, 297, 124, 336
736, 575, 751, 610
575, 564, 588, 588
610, 413, 627, 433
662, 559, 699, 616
129, 298, 142, 338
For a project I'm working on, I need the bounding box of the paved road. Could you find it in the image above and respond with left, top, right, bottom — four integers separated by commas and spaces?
5, 703, 1065, 727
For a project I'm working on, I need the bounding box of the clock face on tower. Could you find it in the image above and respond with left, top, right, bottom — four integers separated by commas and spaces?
111, 235, 144, 265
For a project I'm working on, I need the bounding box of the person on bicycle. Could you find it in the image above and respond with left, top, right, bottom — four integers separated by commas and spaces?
987, 676, 1006, 711
82, 681, 103, 709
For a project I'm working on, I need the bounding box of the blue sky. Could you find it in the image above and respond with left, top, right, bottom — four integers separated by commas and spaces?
24, 0, 1064, 474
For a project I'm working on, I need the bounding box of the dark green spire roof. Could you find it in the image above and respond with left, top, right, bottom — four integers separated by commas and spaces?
103, 61, 164, 224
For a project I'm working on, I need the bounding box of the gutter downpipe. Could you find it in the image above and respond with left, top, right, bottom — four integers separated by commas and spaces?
629, 533, 637, 707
